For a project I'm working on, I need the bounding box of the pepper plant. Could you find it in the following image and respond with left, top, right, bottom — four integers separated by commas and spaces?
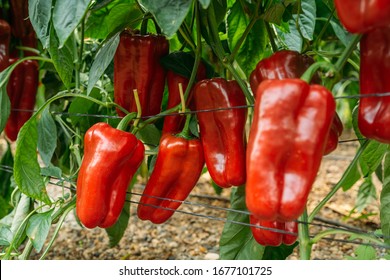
0, 0, 390, 260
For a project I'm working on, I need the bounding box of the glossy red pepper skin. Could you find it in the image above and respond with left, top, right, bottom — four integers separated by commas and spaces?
250, 50, 342, 155
0, 19, 11, 71
5, 59, 39, 141
249, 50, 318, 96
247, 79, 335, 221
193, 78, 247, 188
334, 0, 390, 34
137, 134, 204, 224
358, 27, 390, 143
162, 65, 206, 135
9, 0, 35, 38
250, 215, 297, 247
114, 30, 169, 117
76, 123, 145, 229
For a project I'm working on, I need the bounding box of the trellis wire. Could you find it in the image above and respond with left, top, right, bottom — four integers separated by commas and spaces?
0, 164, 388, 250
1, 91, 390, 251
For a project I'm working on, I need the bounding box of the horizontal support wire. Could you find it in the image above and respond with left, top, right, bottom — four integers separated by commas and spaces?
1, 164, 388, 249
6, 90, 390, 122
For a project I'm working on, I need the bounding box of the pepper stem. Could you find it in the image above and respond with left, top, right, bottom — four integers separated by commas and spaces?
179, 83, 186, 113
300, 61, 338, 84
133, 89, 142, 128
117, 112, 137, 131
176, 112, 192, 139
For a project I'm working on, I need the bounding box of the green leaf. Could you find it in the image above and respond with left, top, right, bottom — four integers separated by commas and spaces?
10, 194, 31, 247
68, 90, 103, 132
160, 51, 198, 79
262, 243, 297, 260
198, 0, 211, 9
105, 201, 130, 247
226, 1, 267, 77
359, 141, 387, 177
380, 152, 390, 244
298, 0, 316, 40
346, 245, 377, 260
26, 210, 53, 253
0, 86, 10, 133
52, 0, 91, 47
40, 165, 63, 179
282, 0, 316, 51
14, 118, 51, 204
87, 33, 120, 95
0, 225, 13, 246
138, 0, 193, 38
136, 124, 161, 147
262, 3, 286, 25
219, 187, 264, 260
330, 19, 354, 47
28, 0, 53, 48
355, 177, 377, 213
85, 0, 142, 40
0, 143, 14, 215
38, 108, 58, 167
48, 25, 74, 89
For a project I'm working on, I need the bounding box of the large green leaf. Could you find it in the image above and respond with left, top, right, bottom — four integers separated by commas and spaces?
52, 0, 92, 47
219, 187, 264, 260
138, 0, 193, 38
0, 144, 14, 219
14, 118, 51, 205
283, 0, 316, 51
85, 0, 142, 40
381, 152, 390, 244
28, 0, 53, 48
26, 209, 53, 253
0, 86, 10, 134
48, 26, 75, 89
87, 33, 120, 95
38, 108, 58, 167
226, 1, 267, 77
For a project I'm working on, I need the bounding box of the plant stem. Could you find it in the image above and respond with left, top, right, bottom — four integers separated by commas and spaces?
265, 22, 278, 53
308, 140, 370, 223
40, 202, 76, 260
206, 1, 254, 103
311, 229, 388, 247
334, 34, 362, 73
298, 208, 312, 260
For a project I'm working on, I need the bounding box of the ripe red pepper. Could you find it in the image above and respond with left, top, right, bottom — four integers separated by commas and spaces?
114, 30, 169, 118
249, 50, 319, 95
137, 133, 204, 224
0, 19, 11, 71
9, 0, 35, 38
250, 215, 297, 247
334, 0, 390, 34
193, 78, 247, 188
76, 122, 145, 229
162, 64, 206, 135
246, 79, 335, 221
250, 50, 342, 155
5, 59, 39, 141
358, 26, 390, 143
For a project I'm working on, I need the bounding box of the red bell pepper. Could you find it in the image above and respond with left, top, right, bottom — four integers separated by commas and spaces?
249, 50, 319, 96
193, 78, 247, 188
76, 122, 145, 229
246, 79, 335, 221
358, 26, 390, 143
5, 59, 39, 141
162, 64, 206, 135
0, 19, 10, 71
137, 133, 204, 224
334, 0, 390, 34
250, 50, 342, 155
114, 30, 169, 118
250, 215, 297, 247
